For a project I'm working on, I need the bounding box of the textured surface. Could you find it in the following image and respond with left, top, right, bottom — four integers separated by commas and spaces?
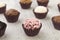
0, 0, 60, 40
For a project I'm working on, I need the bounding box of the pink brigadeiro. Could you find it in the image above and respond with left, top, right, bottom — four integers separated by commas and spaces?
22, 18, 42, 36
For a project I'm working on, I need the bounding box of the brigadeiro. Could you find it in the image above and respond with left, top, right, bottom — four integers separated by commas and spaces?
52, 16, 60, 30
0, 2, 6, 13
22, 18, 42, 36
0, 21, 7, 37
37, 0, 49, 7
4, 9, 20, 23
58, 3, 60, 12
19, 0, 32, 9
33, 6, 48, 19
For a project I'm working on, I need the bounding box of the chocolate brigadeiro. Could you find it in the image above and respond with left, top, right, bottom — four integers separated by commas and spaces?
33, 6, 48, 19
37, 0, 49, 7
0, 2, 6, 13
4, 9, 20, 23
58, 3, 60, 12
52, 16, 60, 30
22, 18, 42, 36
0, 21, 7, 37
19, 0, 32, 9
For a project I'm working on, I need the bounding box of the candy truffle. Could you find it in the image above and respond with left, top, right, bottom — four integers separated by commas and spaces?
0, 2, 6, 13
4, 9, 20, 23
22, 18, 42, 36
37, 0, 49, 6
33, 6, 48, 19
0, 21, 7, 37
19, 0, 32, 9
58, 3, 60, 12
52, 16, 60, 30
